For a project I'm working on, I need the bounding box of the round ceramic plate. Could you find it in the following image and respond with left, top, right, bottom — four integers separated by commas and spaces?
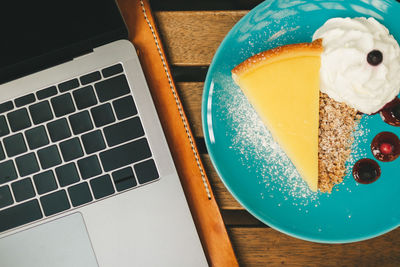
202, 0, 400, 243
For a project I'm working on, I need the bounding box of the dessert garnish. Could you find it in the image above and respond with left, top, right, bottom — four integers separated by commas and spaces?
367, 50, 383, 66
353, 159, 381, 184
371, 132, 400, 162
379, 143, 393, 155
380, 97, 400, 126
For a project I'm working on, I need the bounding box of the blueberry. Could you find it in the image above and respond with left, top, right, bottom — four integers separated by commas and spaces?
367, 50, 383, 66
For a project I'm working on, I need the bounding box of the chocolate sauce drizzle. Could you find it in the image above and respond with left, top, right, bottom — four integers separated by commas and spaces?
352, 158, 381, 184
379, 97, 400, 126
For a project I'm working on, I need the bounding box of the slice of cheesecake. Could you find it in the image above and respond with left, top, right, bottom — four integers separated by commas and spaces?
232, 39, 323, 191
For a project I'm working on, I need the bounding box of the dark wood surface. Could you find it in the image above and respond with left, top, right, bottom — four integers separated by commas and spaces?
149, 1, 400, 266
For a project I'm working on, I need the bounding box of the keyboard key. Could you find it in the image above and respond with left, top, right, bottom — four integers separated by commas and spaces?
37, 86, 57, 100
51, 93, 75, 117
80, 71, 101, 85
68, 182, 93, 207
69, 111, 93, 135
7, 108, 31, 132
104, 117, 144, 147
102, 63, 123, 78
25, 126, 49, 150
15, 93, 35, 107
112, 167, 137, 192
58, 78, 79, 92
77, 155, 102, 179
29, 101, 53, 124
90, 174, 115, 199
33, 171, 58, 194
55, 163, 80, 187
4, 133, 27, 157
0, 115, 9, 137
40, 190, 70, 216
81, 130, 106, 154
0, 185, 13, 209
37, 145, 62, 169
0, 101, 14, 114
59, 138, 83, 162
113, 96, 137, 120
11, 178, 35, 202
73, 85, 97, 110
16, 153, 40, 177
95, 74, 130, 102
134, 159, 159, 184
47, 118, 71, 142
0, 199, 42, 232
100, 138, 152, 172
0, 161, 17, 185
0, 143, 4, 160
91, 103, 115, 127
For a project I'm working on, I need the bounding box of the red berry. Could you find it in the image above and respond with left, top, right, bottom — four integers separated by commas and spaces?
380, 143, 393, 154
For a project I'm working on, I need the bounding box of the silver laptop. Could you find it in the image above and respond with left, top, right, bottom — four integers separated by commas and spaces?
0, 1, 207, 266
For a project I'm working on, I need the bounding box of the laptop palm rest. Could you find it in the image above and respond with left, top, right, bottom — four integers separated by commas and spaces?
0, 213, 98, 267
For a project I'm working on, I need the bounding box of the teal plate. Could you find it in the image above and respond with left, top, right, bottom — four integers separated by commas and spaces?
202, 0, 400, 243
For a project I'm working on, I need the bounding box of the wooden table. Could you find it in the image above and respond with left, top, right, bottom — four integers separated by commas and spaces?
149, 1, 400, 266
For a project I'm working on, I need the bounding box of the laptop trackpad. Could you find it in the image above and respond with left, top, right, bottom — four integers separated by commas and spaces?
0, 213, 99, 267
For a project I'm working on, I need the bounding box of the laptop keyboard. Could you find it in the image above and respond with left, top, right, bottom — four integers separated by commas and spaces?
0, 63, 160, 232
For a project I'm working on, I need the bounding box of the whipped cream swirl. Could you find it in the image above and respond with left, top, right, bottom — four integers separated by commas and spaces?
313, 17, 400, 114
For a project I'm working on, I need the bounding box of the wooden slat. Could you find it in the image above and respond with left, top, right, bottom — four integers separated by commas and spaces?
202, 154, 242, 210
229, 227, 400, 267
150, 0, 263, 11
154, 11, 247, 65
175, 82, 204, 137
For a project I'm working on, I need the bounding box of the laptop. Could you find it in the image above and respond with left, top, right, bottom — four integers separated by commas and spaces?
0, 0, 208, 266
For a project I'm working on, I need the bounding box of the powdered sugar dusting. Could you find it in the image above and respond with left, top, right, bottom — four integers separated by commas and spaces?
216, 80, 319, 207
347, 115, 371, 170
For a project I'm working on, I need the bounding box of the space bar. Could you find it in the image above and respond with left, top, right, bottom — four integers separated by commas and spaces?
100, 138, 152, 172
0, 200, 43, 232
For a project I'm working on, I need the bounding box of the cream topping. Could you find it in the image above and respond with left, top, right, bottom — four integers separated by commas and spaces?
313, 17, 400, 114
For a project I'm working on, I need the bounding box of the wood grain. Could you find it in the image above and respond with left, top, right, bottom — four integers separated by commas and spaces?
176, 82, 204, 137
150, 0, 263, 11
202, 154, 242, 210
229, 227, 400, 267
154, 11, 247, 65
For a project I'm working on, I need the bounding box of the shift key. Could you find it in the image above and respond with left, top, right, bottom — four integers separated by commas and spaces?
99, 138, 151, 172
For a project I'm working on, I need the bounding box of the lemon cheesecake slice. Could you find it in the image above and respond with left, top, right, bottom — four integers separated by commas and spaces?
232, 39, 323, 191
